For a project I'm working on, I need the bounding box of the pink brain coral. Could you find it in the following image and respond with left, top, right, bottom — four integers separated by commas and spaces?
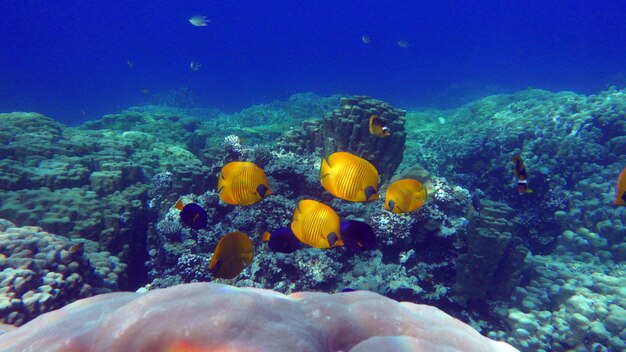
0, 283, 518, 352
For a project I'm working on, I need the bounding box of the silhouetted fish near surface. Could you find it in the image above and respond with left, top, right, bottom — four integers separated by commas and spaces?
175, 199, 208, 230
190, 61, 202, 71
209, 231, 254, 279
189, 15, 211, 26
340, 220, 376, 251
361, 35, 371, 44
262, 227, 302, 253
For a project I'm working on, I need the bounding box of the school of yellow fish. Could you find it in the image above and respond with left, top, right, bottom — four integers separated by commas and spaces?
176, 114, 431, 280
180, 113, 626, 280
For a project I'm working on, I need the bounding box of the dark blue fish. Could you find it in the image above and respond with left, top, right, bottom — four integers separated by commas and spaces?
176, 200, 208, 230
340, 288, 356, 292
262, 227, 302, 253
340, 220, 376, 251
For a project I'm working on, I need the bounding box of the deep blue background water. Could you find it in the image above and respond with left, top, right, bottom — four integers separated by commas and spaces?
1, 1, 625, 125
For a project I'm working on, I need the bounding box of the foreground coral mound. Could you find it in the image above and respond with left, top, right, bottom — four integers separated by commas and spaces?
0, 283, 517, 352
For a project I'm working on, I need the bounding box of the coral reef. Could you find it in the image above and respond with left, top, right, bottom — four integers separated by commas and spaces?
0, 111, 216, 287
0, 219, 123, 326
2, 87, 626, 351
0, 282, 519, 352
277, 96, 407, 178
145, 149, 498, 319
404, 88, 626, 351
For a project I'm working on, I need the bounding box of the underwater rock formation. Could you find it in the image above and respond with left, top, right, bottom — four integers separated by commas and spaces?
0, 219, 123, 326
454, 199, 529, 306
277, 96, 407, 178
0, 282, 519, 352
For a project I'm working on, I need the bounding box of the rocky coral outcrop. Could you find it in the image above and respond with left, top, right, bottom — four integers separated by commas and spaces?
454, 200, 529, 306
277, 96, 407, 178
0, 282, 519, 352
0, 112, 214, 287
0, 219, 124, 326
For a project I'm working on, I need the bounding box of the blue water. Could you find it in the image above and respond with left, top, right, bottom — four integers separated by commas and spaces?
2, 1, 626, 125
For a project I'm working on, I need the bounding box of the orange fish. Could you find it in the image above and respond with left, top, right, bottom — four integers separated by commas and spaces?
291, 200, 343, 249
512, 154, 533, 195
614, 167, 626, 206
384, 179, 428, 214
218, 161, 272, 206
208, 231, 254, 279
319, 152, 379, 202
369, 115, 391, 137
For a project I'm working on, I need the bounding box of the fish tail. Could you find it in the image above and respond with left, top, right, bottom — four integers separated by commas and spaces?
262, 231, 271, 242
174, 199, 184, 210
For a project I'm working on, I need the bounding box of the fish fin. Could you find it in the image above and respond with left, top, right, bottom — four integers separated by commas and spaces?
210, 257, 223, 274
368, 115, 377, 134
262, 231, 271, 242
526, 188, 534, 193
320, 157, 332, 180
217, 185, 224, 193
327, 232, 339, 247
257, 184, 269, 198
364, 186, 377, 201
175, 199, 184, 210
